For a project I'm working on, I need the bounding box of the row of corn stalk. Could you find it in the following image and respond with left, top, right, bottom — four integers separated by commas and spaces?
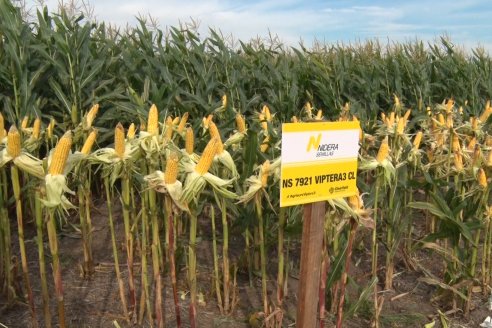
0, 95, 490, 327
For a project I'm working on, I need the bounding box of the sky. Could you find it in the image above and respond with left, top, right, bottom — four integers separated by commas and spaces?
25, 0, 492, 52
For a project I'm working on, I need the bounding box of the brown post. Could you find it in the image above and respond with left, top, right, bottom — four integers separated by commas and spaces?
296, 201, 326, 328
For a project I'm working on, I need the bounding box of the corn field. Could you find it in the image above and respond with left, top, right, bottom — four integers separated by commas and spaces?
1, 0, 492, 327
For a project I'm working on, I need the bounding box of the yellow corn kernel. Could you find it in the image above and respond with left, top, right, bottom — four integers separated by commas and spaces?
49, 131, 72, 175
165, 116, 174, 141
127, 123, 136, 139
195, 137, 219, 175
261, 160, 270, 187
452, 134, 461, 152
235, 113, 246, 133
222, 95, 227, 108
86, 104, 99, 128
260, 136, 270, 153
114, 123, 125, 159
164, 152, 179, 184
376, 137, 389, 163
291, 116, 298, 123
185, 127, 194, 155
32, 117, 41, 139
177, 112, 189, 133
454, 152, 463, 171
81, 129, 98, 155
413, 131, 423, 149
7, 126, 21, 158
467, 137, 477, 151
259, 113, 267, 131
477, 168, 487, 188
147, 104, 159, 135
21, 116, 29, 129
316, 110, 323, 120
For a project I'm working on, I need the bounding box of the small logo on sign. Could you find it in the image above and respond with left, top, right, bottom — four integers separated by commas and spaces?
306, 133, 322, 152
329, 187, 334, 194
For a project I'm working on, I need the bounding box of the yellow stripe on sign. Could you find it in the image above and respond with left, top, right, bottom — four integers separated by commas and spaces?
280, 160, 358, 207
282, 121, 359, 133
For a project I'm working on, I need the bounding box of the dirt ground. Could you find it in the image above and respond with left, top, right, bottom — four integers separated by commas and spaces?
1, 199, 491, 328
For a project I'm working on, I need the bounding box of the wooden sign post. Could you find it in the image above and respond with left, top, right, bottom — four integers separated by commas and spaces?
296, 201, 325, 327
280, 121, 360, 328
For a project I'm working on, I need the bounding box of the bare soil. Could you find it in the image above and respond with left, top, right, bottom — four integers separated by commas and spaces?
1, 200, 490, 328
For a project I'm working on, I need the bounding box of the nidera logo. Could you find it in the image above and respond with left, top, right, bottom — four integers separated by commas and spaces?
306, 133, 322, 152
306, 132, 339, 157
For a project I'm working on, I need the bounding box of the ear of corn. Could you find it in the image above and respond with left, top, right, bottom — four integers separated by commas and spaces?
304, 102, 312, 116
47, 118, 55, 139
260, 136, 269, 153
376, 137, 389, 163
49, 131, 72, 175
316, 110, 323, 120
291, 116, 298, 123
396, 117, 405, 135
202, 114, 213, 129
86, 104, 99, 128
446, 99, 454, 113
452, 134, 461, 152
21, 116, 29, 129
403, 109, 411, 121
467, 137, 477, 151
165, 116, 174, 140
261, 160, 270, 187
127, 123, 136, 139
438, 113, 445, 126
195, 137, 219, 175
413, 131, 423, 149
172, 116, 180, 125
0, 113, 5, 140
235, 113, 246, 133
478, 168, 487, 188
487, 151, 492, 167
472, 144, 482, 165
7, 126, 21, 158
454, 152, 464, 171
81, 130, 98, 155
186, 127, 194, 155
177, 112, 189, 133
114, 123, 125, 159
259, 113, 267, 131
208, 122, 224, 153
479, 101, 492, 122
348, 190, 362, 210
222, 95, 227, 108
262, 105, 272, 121
32, 118, 41, 139
147, 104, 159, 135
164, 153, 179, 184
